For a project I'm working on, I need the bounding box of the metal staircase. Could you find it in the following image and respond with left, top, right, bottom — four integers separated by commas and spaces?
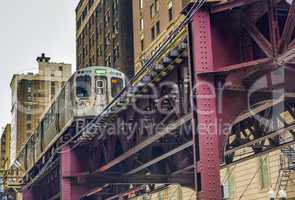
281, 147, 295, 170
275, 146, 295, 197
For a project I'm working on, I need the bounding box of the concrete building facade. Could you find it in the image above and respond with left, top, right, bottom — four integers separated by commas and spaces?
76, 0, 134, 78
132, 0, 191, 72
0, 124, 11, 170
10, 54, 71, 166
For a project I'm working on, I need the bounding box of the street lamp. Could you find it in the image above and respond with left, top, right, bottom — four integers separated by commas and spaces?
268, 189, 275, 200
279, 189, 287, 200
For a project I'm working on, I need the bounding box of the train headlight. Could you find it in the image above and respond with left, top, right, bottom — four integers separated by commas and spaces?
78, 100, 91, 107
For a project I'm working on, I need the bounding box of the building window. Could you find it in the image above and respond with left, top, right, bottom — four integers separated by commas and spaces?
259, 157, 270, 189
156, 21, 160, 35
109, 56, 112, 66
140, 38, 144, 51
168, 0, 173, 21
105, 32, 111, 47
113, 21, 119, 33
113, 0, 118, 10
27, 86, 32, 93
151, 26, 155, 40
150, 4, 155, 18
155, 0, 160, 13
224, 168, 235, 198
27, 95, 32, 102
96, 46, 100, 56
105, 55, 112, 66
114, 46, 120, 62
27, 114, 32, 121
51, 82, 56, 96
96, 6, 101, 16
88, 0, 94, 8
157, 189, 168, 200
97, 45, 102, 56
105, 10, 110, 26
140, 18, 144, 31
27, 105, 32, 114
26, 123, 32, 130
82, 7, 88, 21
177, 185, 182, 200
139, 0, 143, 9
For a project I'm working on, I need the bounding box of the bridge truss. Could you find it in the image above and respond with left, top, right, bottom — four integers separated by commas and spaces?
15, 0, 295, 199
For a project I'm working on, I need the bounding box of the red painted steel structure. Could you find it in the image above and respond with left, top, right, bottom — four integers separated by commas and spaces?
60, 146, 90, 200
21, 0, 295, 199
190, 10, 222, 199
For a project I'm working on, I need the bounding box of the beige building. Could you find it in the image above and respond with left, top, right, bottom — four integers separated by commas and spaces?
10, 54, 72, 166
129, 185, 195, 200
132, 0, 191, 72
127, 147, 295, 200
0, 124, 11, 171
220, 149, 295, 200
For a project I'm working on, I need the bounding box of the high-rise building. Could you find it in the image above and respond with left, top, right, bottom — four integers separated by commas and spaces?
10, 54, 72, 165
0, 124, 11, 170
76, 0, 134, 78
132, 0, 191, 72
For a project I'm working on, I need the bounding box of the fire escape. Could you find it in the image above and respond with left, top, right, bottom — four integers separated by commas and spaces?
275, 146, 295, 196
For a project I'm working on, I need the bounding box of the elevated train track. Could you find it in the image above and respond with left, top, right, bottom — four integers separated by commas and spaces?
7, 0, 295, 199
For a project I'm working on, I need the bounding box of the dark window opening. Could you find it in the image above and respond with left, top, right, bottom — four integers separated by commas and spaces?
151, 27, 155, 40
76, 75, 92, 98
141, 39, 144, 51
26, 123, 32, 130
89, 0, 94, 8
168, 6, 173, 21
156, 21, 160, 35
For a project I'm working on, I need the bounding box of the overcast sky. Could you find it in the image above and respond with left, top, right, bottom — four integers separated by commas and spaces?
0, 0, 80, 130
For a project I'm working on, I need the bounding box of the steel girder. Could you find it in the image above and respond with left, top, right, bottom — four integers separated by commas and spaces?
20, 1, 295, 200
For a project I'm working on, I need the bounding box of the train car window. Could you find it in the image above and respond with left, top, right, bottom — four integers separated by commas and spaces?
96, 80, 104, 94
76, 75, 91, 98
95, 76, 107, 95
111, 77, 123, 97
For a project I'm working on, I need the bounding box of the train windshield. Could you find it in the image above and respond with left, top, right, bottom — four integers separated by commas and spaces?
76, 75, 91, 98
111, 77, 123, 97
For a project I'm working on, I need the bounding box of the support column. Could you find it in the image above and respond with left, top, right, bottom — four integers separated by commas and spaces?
22, 188, 34, 200
190, 9, 221, 199
60, 146, 89, 200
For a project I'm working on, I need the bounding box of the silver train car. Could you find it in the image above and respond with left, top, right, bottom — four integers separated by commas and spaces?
16, 66, 127, 174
